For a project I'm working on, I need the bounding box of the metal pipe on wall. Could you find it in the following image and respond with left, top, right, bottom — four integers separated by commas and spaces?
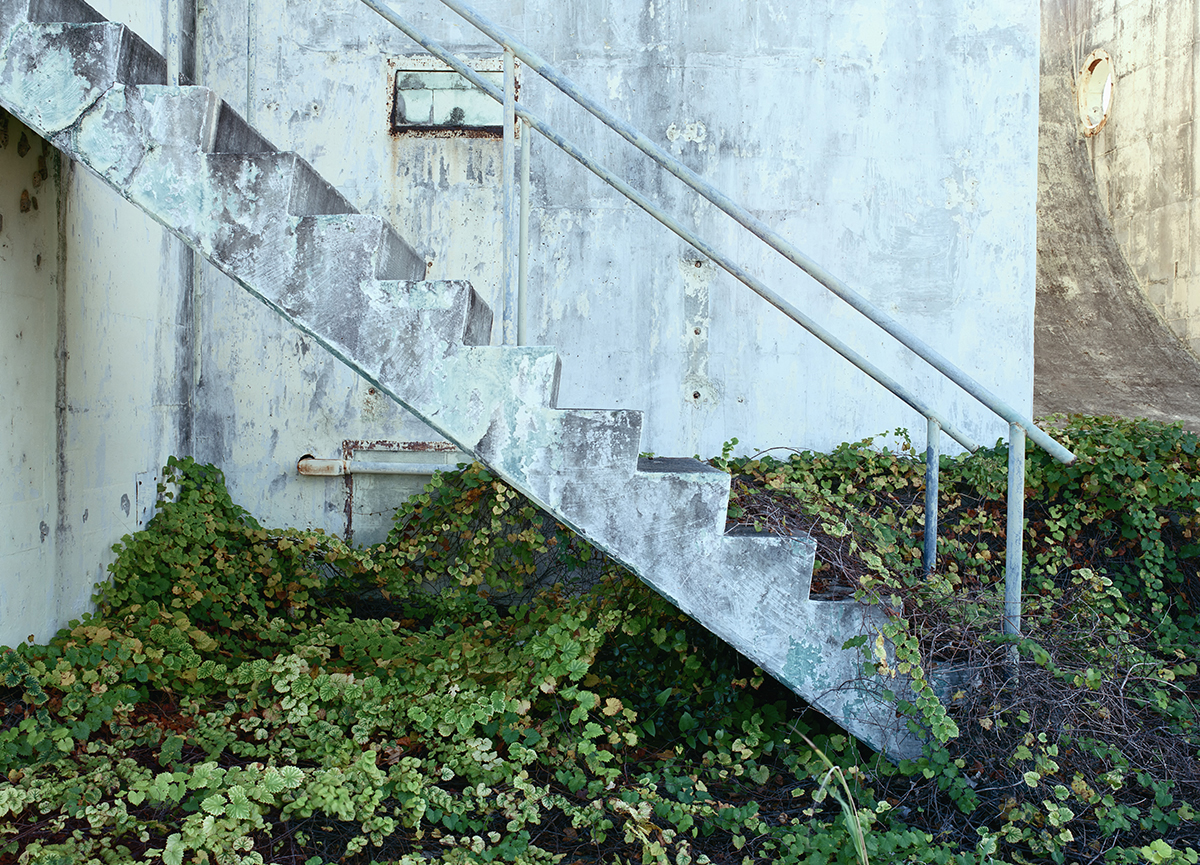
1004, 424, 1027, 636
166, 0, 183, 84
518, 119, 530, 346
297, 457, 452, 477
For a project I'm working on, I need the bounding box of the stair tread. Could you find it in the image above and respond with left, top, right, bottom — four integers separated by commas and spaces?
637, 456, 724, 475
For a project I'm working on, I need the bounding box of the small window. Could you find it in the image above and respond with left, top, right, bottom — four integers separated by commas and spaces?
390, 55, 511, 136
1078, 49, 1115, 136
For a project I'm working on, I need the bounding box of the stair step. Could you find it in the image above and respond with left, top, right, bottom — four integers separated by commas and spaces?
388, 346, 564, 451
374, 280, 492, 346
0, 22, 163, 134
0, 0, 105, 66
127, 152, 358, 276
477, 407, 644, 486
66, 85, 215, 186
529, 458, 730, 566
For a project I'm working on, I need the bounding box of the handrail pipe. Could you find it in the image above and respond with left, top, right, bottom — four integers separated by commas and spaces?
357, 0, 1069, 638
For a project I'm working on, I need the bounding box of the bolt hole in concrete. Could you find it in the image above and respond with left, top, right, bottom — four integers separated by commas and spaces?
1078, 49, 1115, 135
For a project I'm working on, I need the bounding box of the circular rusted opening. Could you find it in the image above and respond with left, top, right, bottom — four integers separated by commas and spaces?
1078, 49, 1115, 135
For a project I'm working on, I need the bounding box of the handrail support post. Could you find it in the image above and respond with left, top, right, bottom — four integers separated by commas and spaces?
1004, 423, 1026, 638
518, 116, 530, 345
501, 46, 516, 345
923, 417, 940, 577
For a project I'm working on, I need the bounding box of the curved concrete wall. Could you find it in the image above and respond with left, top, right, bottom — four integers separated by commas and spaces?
1065, 0, 1200, 357
1036, 0, 1200, 429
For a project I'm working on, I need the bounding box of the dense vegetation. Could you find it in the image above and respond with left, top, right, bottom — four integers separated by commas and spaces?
1, 415, 1198, 864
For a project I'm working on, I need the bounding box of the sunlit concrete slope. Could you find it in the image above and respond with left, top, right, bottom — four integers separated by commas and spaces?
1035, 3, 1200, 431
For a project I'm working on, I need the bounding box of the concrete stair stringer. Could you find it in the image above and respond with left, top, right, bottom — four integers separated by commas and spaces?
0, 4, 922, 761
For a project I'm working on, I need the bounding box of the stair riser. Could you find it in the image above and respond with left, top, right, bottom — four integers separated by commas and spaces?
379, 347, 565, 452
476, 409, 645, 484
374, 280, 493, 346
0, 22, 163, 134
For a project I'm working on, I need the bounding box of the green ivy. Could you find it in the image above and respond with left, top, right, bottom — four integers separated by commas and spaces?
722, 415, 1200, 864
2, 418, 1197, 864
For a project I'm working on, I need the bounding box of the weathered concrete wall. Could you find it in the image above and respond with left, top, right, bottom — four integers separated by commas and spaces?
1067, 0, 1200, 356
186, 0, 1040, 533
0, 112, 60, 645
53, 163, 195, 627
1036, 1, 1200, 429
0, 1, 196, 646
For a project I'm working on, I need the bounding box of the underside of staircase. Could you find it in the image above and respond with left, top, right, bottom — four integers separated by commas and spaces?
0, 0, 918, 759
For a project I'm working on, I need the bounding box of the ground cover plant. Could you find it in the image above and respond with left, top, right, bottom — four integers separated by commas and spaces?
721, 416, 1200, 863
0, 415, 1197, 864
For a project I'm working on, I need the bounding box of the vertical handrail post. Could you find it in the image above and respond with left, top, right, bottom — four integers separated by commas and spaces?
923, 416, 940, 576
518, 118, 530, 345
501, 47, 516, 345
166, 0, 183, 84
1004, 423, 1027, 637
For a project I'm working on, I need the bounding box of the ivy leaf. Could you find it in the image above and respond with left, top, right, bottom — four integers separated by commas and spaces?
226, 787, 253, 820
163, 834, 185, 865
262, 769, 287, 794
279, 766, 305, 789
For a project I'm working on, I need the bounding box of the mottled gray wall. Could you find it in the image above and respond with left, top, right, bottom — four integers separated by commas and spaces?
0, 122, 195, 646
189, 0, 1040, 534
0, 113, 60, 645
0, 0, 198, 646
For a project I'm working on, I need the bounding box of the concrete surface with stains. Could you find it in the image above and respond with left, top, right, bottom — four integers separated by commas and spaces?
0, 111, 59, 643
0, 109, 194, 645
0, 0, 1040, 659
1036, 1, 1200, 429
188, 0, 1040, 533
1057, 0, 1200, 359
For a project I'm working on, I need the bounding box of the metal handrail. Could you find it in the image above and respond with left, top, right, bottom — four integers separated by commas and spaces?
358, 0, 1072, 636
358, 1, 977, 449
426, 0, 1074, 468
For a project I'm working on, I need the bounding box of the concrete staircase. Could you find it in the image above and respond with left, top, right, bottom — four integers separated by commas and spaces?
0, 0, 917, 758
